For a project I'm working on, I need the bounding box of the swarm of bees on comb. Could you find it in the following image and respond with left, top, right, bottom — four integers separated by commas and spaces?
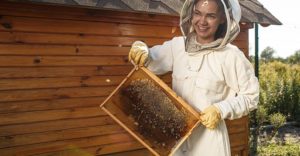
121, 78, 188, 150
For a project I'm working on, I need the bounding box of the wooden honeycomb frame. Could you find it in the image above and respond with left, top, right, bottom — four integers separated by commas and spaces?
100, 67, 201, 156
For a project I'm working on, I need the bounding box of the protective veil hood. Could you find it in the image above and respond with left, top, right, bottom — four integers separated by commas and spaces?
180, 0, 241, 52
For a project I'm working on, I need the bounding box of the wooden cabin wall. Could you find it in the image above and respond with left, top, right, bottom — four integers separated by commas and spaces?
0, 1, 250, 156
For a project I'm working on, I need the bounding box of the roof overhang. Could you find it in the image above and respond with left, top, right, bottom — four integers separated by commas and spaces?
5, 0, 282, 26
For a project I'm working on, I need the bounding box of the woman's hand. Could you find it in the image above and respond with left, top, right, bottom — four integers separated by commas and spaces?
200, 105, 221, 129
128, 41, 149, 66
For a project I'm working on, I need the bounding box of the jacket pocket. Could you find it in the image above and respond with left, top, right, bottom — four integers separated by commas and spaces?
171, 72, 189, 94
195, 77, 225, 94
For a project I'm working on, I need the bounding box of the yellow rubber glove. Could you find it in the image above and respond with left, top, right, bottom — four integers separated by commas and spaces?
200, 105, 221, 129
128, 41, 149, 66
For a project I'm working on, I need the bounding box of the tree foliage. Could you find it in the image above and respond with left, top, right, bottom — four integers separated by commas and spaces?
259, 61, 300, 121
260, 47, 276, 62
287, 50, 300, 64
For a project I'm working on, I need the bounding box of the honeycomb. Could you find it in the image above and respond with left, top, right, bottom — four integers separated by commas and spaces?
121, 78, 188, 150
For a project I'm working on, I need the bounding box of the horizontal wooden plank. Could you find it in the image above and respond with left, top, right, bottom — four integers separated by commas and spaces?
0, 86, 116, 102
0, 97, 105, 114
0, 68, 171, 78
3, 43, 253, 64
33, 141, 145, 156
231, 146, 247, 151
0, 76, 126, 91
0, 49, 248, 66
229, 132, 248, 147
0, 74, 171, 91
226, 116, 248, 127
0, 66, 133, 78
0, 116, 115, 136
0, 106, 106, 126
231, 145, 247, 155
0, 79, 170, 102
232, 39, 248, 49
0, 1, 180, 26
0, 56, 129, 67
226, 116, 248, 135
0, 16, 181, 38
0, 32, 168, 46
227, 124, 247, 135
0, 44, 130, 56
86, 141, 145, 156
0, 124, 124, 148
0, 55, 129, 67
0, 36, 246, 57
0, 132, 134, 156
0, 34, 244, 56
0, 31, 245, 47
158, 72, 172, 80
101, 149, 152, 156
35, 147, 95, 156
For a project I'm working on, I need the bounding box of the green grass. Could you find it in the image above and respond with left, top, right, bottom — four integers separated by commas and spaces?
258, 142, 300, 156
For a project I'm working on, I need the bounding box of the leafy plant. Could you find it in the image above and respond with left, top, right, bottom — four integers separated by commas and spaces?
258, 142, 300, 156
268, 113, 286, 144
259, 61, 300, 121
270, 113, 286, 130
250, 50, 300, 155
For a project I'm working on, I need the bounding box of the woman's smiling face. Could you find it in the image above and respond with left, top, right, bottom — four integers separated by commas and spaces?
192, 0, 225, 44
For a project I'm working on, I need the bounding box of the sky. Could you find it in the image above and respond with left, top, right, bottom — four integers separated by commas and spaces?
248, 0, 300, 58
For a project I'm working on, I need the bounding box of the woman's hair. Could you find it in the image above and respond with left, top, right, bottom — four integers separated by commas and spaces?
194, 0, 229, 39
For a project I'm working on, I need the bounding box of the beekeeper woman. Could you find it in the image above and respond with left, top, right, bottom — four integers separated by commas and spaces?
129, 0, 259, 155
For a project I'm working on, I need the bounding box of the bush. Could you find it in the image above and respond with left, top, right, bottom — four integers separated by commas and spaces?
258, 142, 300, 156
270, 113, 286, 129
250, 59, 300, 155
259, 61, 300, 121
257, 106, 268, 125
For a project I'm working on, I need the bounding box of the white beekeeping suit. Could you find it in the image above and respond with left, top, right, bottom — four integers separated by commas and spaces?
146, 0, 259, 155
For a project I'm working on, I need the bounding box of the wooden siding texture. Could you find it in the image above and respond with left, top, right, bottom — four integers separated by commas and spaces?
0, 1, 249, 156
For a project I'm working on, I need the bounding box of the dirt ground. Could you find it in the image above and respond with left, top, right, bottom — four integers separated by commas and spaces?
259, 123, 300, 144
277, 124, 300, 143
